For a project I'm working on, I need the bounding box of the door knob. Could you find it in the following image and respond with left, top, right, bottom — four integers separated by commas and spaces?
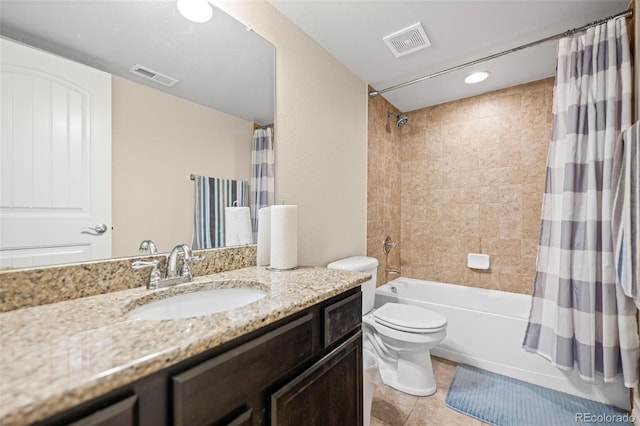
83, 224, 108, 234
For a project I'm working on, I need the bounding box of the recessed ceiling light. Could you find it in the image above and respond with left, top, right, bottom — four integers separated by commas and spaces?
464, 71, 489, 84
177, 0, 212, 23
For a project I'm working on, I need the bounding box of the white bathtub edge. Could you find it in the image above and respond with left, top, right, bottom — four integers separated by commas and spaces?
375, 278, 632, 411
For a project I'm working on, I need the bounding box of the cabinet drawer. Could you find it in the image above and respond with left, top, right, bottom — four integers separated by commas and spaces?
172, 314, 314, 426
69, 395, 138, 426
323, 291, 361, 347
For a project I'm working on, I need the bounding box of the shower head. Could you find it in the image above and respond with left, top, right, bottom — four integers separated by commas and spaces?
386, 111, 409, 127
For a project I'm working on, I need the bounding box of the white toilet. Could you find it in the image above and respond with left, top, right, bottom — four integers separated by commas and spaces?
327, 256, 447, 397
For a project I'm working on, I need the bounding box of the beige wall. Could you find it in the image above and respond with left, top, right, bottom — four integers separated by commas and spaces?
112, 76, 253, 257
367, 91, 401, 285
400, 78, 553, 295
214, 0, 368, 267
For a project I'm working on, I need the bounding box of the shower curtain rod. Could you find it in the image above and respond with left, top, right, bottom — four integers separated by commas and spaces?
368, 8, 633, 98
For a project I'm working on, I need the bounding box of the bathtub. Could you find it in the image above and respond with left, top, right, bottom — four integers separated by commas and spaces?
376, 278, 631, 410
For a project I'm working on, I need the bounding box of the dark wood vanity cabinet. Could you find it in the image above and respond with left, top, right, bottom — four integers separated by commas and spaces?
39, 287, 362, 426
67, 395, 138, 426
271, 333, 362, 426
172, 314, 316, 425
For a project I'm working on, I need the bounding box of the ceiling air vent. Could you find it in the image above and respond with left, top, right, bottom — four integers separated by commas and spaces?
129, 64, 178, 87
383, 23, 431, 58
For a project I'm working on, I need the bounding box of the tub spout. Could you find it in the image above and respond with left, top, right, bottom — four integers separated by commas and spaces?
386, 267, 401, 275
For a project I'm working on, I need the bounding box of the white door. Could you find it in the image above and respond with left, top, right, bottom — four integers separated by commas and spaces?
0, 38, 111, 268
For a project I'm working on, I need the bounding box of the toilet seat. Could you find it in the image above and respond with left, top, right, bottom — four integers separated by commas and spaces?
373, 303, 447, 333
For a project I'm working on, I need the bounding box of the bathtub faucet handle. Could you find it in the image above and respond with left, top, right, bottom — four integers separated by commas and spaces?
383, 236, 398, 254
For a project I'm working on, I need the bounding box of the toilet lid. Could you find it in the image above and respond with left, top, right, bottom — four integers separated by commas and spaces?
373, 303, 447, 333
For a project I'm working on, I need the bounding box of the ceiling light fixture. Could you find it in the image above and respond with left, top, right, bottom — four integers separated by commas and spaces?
177, 0, 212, 23
464, 71, 489, 84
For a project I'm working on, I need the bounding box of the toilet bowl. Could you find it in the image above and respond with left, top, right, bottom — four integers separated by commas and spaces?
363, 303, 446, 396
327, 256, 447, 397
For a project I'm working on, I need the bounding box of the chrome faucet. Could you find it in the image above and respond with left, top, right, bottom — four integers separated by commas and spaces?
132, 243, 201, 289
383, 236, 398, 255
167, 244, 195, 280
138, 239, 158, 254
131, 259, 162, 289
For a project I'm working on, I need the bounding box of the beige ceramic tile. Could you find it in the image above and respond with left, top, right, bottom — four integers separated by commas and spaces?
520, 239, 538, 258
368, 78, 553, 293
498, 272, 528, 293
404, 399, 483, 426
371, 358, 483, 426
478, 271, 501, 287
372, 386, 418, 426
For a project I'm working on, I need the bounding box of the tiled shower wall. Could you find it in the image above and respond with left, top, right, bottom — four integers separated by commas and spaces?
400, 78, 553, 294
367, 78, 554, 292
367, 88, 402, 285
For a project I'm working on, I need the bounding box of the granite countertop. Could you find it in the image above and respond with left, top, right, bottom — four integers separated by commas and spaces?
0, 266, 369, 425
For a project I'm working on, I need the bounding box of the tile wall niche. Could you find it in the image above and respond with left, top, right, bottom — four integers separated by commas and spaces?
400, 77, 553, 294
367, 87, 402, 285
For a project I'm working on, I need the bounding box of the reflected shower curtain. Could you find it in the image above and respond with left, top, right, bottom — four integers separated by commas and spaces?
522, 17, 639, 387
250, 127, 275, 242
192, 176, 249, 249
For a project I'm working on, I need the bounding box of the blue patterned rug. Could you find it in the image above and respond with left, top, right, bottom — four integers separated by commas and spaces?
445, 365, 632, 426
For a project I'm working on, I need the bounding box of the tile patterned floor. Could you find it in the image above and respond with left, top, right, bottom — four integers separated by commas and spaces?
370, 357, 490, 426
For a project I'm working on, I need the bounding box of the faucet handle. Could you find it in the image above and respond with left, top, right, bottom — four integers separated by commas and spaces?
180, 254, 204, 279
131, 259, 159, 268
131, 260, 162, 289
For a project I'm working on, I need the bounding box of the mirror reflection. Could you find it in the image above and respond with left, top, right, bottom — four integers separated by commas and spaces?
0, 1, 275, 268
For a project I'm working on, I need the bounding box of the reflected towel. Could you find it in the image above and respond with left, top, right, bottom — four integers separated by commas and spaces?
225, 207, 253, 246
612, 121, 640, 308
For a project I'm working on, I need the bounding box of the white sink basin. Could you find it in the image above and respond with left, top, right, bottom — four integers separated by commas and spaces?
127, 287, 267, 320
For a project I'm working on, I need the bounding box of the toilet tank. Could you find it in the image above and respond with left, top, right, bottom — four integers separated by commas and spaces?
327, 256, 378, 314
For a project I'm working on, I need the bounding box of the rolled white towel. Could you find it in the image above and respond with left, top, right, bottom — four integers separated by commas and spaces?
225, 207, 252, 246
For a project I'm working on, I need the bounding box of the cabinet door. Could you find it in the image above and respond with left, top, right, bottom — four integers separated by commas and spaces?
173, 314, 314, 426
271, 332, 362, 426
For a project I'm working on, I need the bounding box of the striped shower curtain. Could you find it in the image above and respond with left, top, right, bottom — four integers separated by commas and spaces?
250, 127, 275, 241
612, 122, 640, 308
192, 176, 249, 249
522, 17, 639, 387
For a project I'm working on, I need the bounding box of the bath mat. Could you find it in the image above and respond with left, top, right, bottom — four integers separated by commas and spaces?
445, 364, 632, 426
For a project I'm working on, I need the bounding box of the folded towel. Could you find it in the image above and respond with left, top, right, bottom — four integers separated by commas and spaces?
225, 207, 253, 246
612, 121, 639, 308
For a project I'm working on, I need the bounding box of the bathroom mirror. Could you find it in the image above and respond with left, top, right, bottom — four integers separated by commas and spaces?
0, 1, 274, 267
